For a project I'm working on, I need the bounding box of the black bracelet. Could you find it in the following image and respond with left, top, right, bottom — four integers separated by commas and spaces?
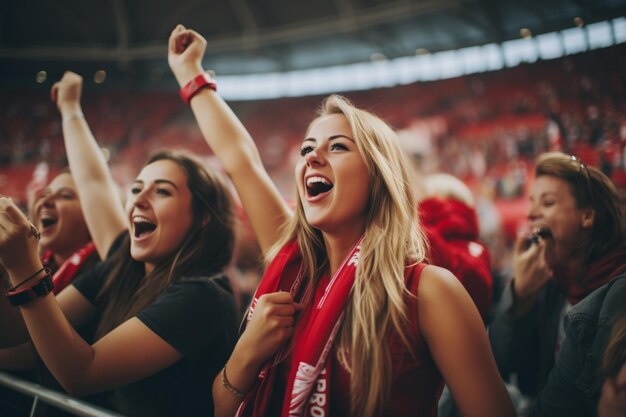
6, 269, 54, 307
8, 267, 46, 292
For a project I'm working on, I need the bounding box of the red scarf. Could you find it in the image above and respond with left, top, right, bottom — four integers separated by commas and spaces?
553, 244, 626, 304
41, 242, 98, 294
237, 237, 363, 417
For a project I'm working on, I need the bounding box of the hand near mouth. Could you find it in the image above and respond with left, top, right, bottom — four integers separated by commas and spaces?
511, 233, 554, 315
526, 227, 551, 247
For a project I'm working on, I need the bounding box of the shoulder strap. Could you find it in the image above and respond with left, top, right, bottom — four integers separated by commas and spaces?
405, 262, 427, 295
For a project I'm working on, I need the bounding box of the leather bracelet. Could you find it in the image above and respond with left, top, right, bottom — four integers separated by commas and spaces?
6, 269, 54, 307
8, 267, 46, 291
179, 72, 217, 106
221, 361, 247, 398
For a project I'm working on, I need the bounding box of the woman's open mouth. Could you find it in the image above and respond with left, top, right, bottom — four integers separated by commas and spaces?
528, 227, 552, 245
306, 176, 334, 200
39, 214, 58, 233
133, 215, 157, 241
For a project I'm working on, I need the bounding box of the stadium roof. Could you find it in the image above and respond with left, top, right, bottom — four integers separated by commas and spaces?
1, 0, 625, 86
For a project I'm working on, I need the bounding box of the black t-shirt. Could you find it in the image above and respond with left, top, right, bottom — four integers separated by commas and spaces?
72, 237, 239, 417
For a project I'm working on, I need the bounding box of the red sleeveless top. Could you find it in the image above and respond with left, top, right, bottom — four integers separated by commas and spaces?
270, 262, 444, 417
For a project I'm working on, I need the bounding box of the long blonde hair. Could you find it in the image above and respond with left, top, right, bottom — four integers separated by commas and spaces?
270, 95, 427, 417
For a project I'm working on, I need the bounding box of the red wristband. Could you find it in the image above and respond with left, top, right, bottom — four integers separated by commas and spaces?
179, 72, 217, 105
6, 269, 54, 307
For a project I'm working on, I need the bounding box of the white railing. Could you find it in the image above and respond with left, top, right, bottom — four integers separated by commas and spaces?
0, 371, 123, 417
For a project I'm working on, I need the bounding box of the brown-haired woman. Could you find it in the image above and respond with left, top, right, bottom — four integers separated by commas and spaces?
490, 151, 626, 403
1, 170, 97, 347
0, 72, 239, 417
34, 170, 99, 293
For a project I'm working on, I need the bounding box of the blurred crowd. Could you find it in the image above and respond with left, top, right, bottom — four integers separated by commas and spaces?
0, 32, 625, 417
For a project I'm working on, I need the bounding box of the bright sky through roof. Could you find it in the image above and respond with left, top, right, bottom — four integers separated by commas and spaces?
217, 18, 625, 101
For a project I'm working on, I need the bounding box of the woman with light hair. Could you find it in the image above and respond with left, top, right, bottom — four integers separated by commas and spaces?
168, 24, 515, 417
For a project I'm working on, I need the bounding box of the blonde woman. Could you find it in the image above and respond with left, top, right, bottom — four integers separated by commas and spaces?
168, 25, 515, 417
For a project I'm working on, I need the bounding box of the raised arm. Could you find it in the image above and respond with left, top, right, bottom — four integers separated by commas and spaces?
167, 25, 291, 256
51, 73, 126, 259
0, 198, 181, 396
418, 265, 517, 417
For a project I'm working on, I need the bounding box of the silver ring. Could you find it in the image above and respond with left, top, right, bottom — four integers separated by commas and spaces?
29, 224, 41, 240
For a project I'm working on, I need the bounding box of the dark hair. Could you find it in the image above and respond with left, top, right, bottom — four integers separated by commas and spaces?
535, 152, 626, 264
94, 150, 235, 338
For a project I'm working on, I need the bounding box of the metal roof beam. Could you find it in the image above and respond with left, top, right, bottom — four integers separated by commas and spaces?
228, 0, 259, 50
0, 0, 482, 62
112, 0, 130, 66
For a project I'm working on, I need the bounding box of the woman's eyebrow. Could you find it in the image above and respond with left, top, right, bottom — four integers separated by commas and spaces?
132, 179, 179, 190
154, 179, 179, 190
302, 134, 354, 143
329, 134, 354, 142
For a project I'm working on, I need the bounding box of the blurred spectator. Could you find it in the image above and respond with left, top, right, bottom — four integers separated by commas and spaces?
532, 275, 626, 417
489, 152, 626, 414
